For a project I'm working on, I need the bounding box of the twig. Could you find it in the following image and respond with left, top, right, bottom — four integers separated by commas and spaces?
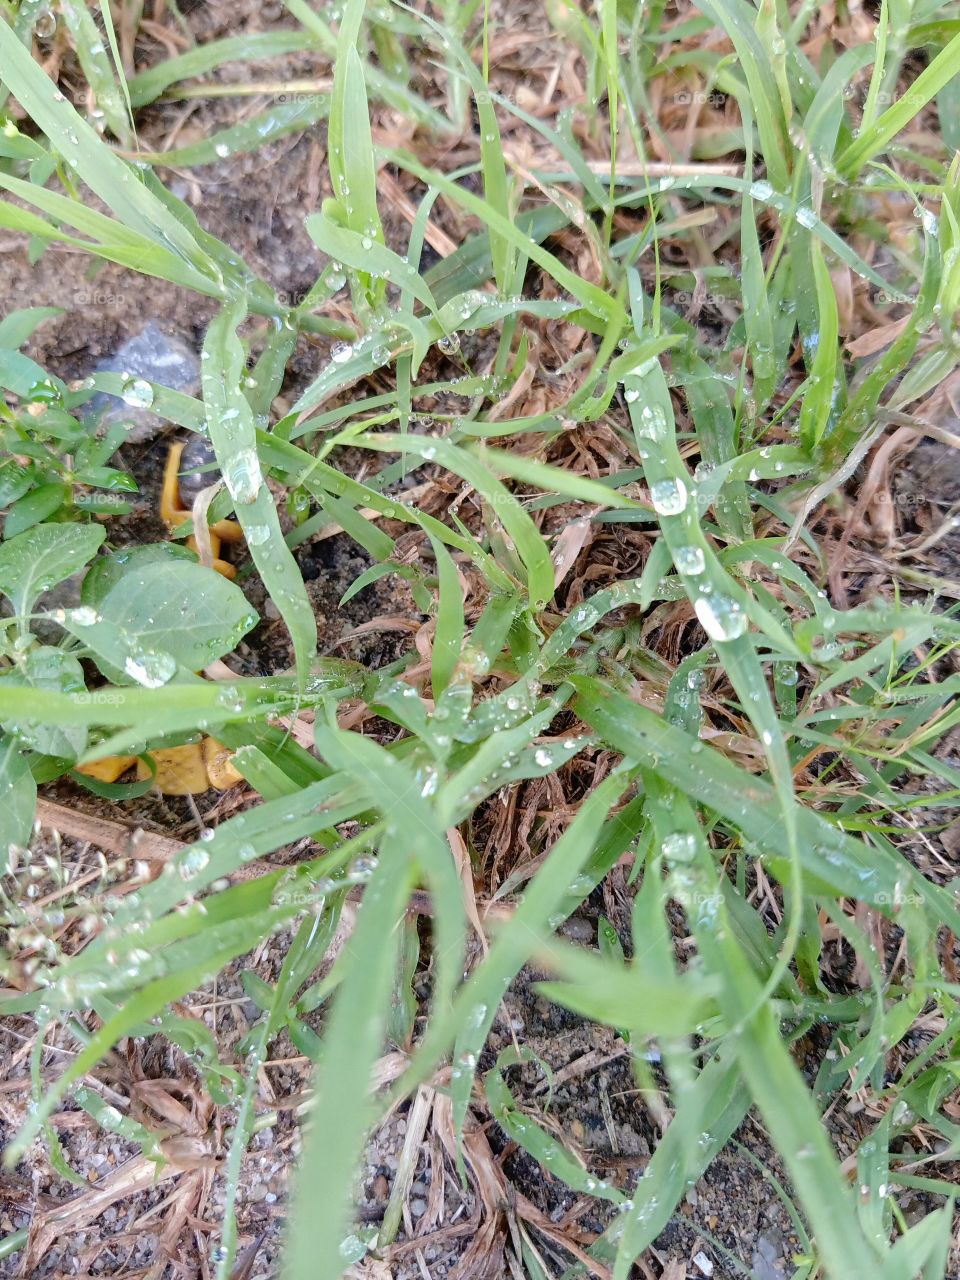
34, 800, 185, 862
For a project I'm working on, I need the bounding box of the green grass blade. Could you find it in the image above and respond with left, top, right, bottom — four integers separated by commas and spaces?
283, 845, 416, 1280
201, 302, 317, 679
0, 22, 222, 289
838, 29, 960, 176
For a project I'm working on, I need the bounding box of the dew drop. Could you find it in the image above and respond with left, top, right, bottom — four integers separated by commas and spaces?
694, 595, 748, 642
34, 7, 57, 38
223, 449, 262, 504
179, 847, 210, 880
120, 377, 154, 409
650, 477, 689, 516
68, 605, 99, 626
673, 545, 705, 576
662, 832, 697, 861
635, 403, 669, 441
245, 523, 271, 546
124, 650, 177, 688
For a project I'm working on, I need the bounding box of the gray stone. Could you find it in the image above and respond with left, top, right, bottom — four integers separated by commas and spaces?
178, 437, 221, 502
85, 321, 200, 442
751, 1230, 788, 1280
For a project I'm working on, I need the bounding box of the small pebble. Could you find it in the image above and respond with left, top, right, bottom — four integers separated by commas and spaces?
84, 321, 201, 443
751, 1230, 788, 1280
559, 915, 594, 942
693, 1251, 714, 1277
410, 1198, 428, 1218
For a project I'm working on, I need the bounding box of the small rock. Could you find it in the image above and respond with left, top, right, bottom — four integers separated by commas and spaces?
559, 915, 594, 942
692, 1250, 714, 1276
410, 1198, 428, 1218
85, 321, 200, 443
249, 1183, 270, 1201
178, 437, 221, 503
751, 1230, 788, 1280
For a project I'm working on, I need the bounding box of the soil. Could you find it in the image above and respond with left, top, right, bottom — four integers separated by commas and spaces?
2, 2, 959, 1278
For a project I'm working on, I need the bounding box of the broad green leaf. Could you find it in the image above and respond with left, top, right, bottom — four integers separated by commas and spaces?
538, 943, 717, 1036
80, 543, 197, 608
797, 240, 841, 450
61, 559, 257, 686
305, 215, 437, 312
604, 1049, 750, 1274
1, 648, 87, 759
58, 0, 132, 144
126, 33, 322, 108
0, 733, 36, 850
485, 1049, 626, 1205
0, 522, 104, 615
695, 0, 789, 191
